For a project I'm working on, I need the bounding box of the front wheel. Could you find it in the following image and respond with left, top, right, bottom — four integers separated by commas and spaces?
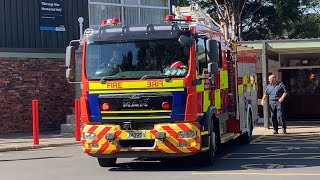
199, 121, 218, 166
97, 158, 117, 167
239, 113, 253, 144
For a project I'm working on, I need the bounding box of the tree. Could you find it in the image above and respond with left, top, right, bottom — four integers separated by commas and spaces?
174, 0, 320, 41
194, 0, 272, 41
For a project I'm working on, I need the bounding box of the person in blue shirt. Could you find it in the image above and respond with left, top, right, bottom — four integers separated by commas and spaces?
261, 75, 288, 134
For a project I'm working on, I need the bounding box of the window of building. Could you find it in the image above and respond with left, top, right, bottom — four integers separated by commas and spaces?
123, 0, 138, 5
90, 0, 121, 3
88, 0, 170, 26
123, 7, 139, 25
89, 4, 121, 26
140, 8, 168, 24
141, 0, 168, 7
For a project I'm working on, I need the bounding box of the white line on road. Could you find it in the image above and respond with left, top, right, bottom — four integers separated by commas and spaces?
192, 172, 320, 176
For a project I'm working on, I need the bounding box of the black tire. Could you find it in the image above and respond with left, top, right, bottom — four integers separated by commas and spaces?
200, 118, 218, 166
97, 158, 117, 167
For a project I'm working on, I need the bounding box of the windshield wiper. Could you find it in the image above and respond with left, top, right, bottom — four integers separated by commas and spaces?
140, 75, 171, 82
100, 76, 125, 84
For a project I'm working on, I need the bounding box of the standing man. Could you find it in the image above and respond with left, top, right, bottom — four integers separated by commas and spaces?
261, 75, 288, 134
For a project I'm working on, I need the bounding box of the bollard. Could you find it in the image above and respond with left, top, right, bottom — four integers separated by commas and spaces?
75, 99, 81, 141
32, 100, 39, 145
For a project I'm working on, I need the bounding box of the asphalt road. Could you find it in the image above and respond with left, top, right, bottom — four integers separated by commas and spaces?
1, 134, 320, 180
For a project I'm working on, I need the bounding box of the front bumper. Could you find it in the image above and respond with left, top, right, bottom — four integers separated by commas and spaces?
81, 123, 201, 158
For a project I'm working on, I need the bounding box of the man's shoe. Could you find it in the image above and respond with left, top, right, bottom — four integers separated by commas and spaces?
283, 129, 287, 134
273, 130, 278, 134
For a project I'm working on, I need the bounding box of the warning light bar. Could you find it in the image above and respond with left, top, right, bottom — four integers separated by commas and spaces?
164, 14, 193, 23
112, 17, 120, 24
165, 15, 174, 21
101, 18, 121, 25
183, 15, 192, 21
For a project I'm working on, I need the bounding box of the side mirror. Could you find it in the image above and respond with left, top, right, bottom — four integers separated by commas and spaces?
206, 39, 219, 63
208, 62, 219, 74
178, 35, 194, 47
66, 46, 75, 68
65, 46, 76, 81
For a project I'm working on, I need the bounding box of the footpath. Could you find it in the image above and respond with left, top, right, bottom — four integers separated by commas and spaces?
0, 121, 319, 153
0, 131, 80, 152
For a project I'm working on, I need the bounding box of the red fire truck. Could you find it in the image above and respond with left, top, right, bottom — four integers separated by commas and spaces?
65, 4, 258, 167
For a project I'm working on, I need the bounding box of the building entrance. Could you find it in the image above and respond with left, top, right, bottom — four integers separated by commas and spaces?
283, 69, 320, 120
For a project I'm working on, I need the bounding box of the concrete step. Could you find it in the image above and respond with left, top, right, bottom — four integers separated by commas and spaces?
66, 114, 75, 124
61, 124, 75, 134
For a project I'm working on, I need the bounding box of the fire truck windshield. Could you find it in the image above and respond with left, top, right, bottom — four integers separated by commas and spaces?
85, 39, 189, 80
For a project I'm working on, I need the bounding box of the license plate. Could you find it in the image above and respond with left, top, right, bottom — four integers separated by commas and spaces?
127, 132, 146, 139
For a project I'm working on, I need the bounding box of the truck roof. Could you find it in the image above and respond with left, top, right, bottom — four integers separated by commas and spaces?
85, 23, 190, 42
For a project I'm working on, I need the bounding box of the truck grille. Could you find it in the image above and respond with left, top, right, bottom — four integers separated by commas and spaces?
98, 93, 173, 119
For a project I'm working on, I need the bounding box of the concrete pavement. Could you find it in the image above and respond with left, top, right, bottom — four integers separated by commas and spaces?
0, 121, 319, 153
0, 131, 80, 152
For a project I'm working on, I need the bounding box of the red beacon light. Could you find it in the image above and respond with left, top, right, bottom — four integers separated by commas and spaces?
101, 18, 120, 25
112, 17, 120, 24
183, 15, 192, 21
165, 15, 174, 21
101, 19, 108, 25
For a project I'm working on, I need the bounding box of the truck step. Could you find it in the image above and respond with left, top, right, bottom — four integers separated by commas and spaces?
220, 133, 240, 143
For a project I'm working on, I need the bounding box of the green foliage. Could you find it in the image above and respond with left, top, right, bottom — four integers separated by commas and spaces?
173, 0, 320, 40
175, 0, 190, 6
289, 14, 320, 38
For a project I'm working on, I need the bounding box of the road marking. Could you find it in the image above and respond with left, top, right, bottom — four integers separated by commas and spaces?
192, 172, 320, 176
251, 135, 320, 144
240, 163, 306, 170
250, 135, 265, 143
266, 146, 319, 152
222, 153, 320, 159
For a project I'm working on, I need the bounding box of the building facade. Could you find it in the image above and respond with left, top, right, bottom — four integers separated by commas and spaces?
88, 0, 170, 26
241, 39, 320, 123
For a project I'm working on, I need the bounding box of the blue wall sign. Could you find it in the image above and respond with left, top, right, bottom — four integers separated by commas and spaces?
39, 0, 65, 31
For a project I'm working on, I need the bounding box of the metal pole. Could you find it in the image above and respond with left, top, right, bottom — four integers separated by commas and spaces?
32, 100, 39, 145
74, 99, 81, 141
262, 41, 269, 129
78, 17, 84, 40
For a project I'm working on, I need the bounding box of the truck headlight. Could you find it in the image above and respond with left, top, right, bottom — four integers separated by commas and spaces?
177, 131, 196, 138
83, 132, 96, 140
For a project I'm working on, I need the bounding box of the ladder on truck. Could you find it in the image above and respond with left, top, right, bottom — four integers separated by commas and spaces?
172, 4, 220, 31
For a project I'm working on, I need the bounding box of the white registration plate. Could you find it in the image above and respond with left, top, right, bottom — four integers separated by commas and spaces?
127, 132, 146, 139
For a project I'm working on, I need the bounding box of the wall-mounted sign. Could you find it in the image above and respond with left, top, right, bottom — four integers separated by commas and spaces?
39, 0, 65, 31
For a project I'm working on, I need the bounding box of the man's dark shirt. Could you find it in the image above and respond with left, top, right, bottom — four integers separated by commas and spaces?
265, 81, 287, 101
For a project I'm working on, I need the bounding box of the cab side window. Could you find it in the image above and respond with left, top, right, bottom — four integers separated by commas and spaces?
215, 41, 222, 68
196, 39, 207, 76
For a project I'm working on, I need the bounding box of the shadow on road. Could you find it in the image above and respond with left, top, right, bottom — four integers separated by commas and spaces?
108, 134, 320, 172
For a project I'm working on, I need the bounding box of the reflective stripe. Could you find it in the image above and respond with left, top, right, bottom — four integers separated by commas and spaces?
220, 70, 229, 89
101, 110, 172, 114
102, 116, 171, 120
196, 79, 205, 92
203, 91, 210, 112
89, 79, 184, 90
88, 88, 184, 94
215, 89, 221, 109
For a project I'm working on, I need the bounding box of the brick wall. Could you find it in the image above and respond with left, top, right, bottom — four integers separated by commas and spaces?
0, 57, 75, 134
